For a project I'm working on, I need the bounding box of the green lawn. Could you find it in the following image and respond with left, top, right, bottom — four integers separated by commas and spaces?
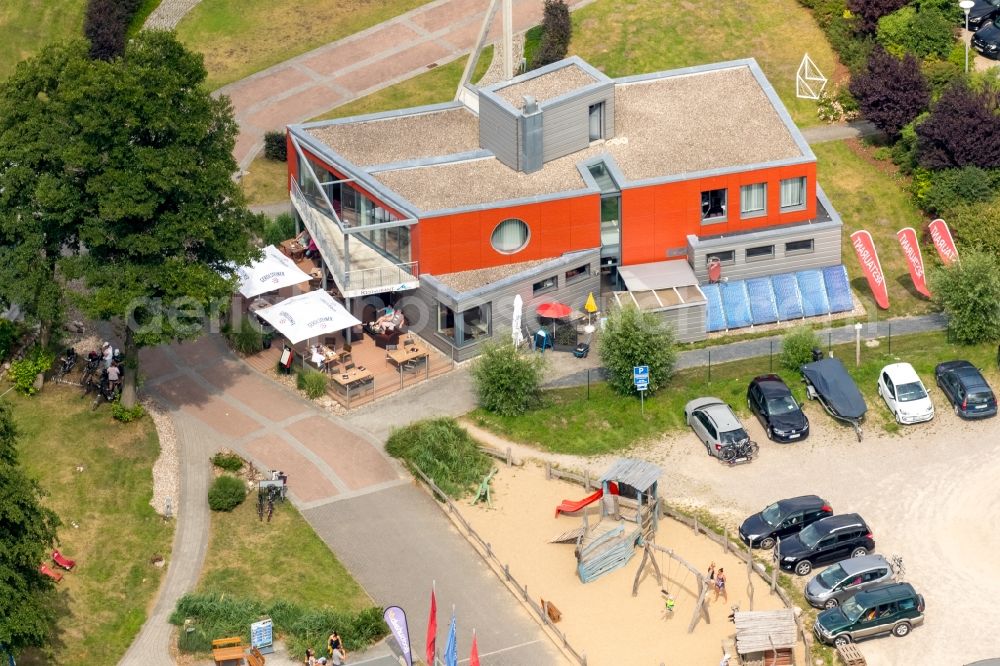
196, 485, 371, 612
568, 0, 840, 128
176, 0, 432, 90
242, 156, 290, 207
0, 0, 86, 81
7, 385, 172, 666
471, 331, 999, 454
814, 140, 936, 317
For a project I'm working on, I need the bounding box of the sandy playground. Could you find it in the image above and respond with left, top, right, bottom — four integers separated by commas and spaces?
463, 463, 800, 666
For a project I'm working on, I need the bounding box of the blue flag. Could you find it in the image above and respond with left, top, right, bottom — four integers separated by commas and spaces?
443, 613, 457, 666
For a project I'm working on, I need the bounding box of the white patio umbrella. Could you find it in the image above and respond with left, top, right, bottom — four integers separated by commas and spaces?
254, 290, 361, 345
236, 245, 312, 298
511, 294, 524, 347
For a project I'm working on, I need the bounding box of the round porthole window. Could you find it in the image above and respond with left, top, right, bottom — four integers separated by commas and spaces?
490, 218, 530, 254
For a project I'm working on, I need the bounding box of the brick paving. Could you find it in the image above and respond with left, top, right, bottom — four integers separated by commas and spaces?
219, 0, 593, 170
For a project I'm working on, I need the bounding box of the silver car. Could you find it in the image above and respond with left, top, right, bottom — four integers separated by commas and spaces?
805, 554, 895, 609
684, 397, 751, 459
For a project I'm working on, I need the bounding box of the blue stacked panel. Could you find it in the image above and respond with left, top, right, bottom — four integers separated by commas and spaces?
771, 273, 804, 320
747, 277, 778, 325
720, 281, 753, 329
702, 283, 727, 332
823, 265, 854, 313
796, 270, 831, 317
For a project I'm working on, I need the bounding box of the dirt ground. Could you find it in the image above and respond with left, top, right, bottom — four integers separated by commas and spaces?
463, 466, 792, 666
623, 397, 1000, 666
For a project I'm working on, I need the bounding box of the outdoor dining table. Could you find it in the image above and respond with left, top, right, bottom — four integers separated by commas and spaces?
386, 343, 429, 369
211, 645, 245, 666
330, 366, 374, 389
311, 344, 345, 372
280, 239, 306, 260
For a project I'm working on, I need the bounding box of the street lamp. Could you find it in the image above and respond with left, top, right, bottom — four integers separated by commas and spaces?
961, 0, 976, 73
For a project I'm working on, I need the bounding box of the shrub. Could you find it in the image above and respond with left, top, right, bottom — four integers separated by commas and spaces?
780, 326, 823, 372
598, 305, 677, 396
916, 82, 1000, 169
207, 475, 246, 512
876, 6, 955, 60
0, 319, 17, 361
263, 131, 287, 162
825, 16, 876, 70
6, 347, 54, 395
947, 197, 1000, 257
847, 0, 907, 33
84, 0, 141, 60
385, 418, 491, 499
296, 369, 328, 399
930, 250, 1000, 344
922, 58, 964, 98
227, 318, 263, 356
849, 47, 929, 139
211, 452, 244, 472
890, 115, 925, 173
111, 402, 146, 423
913, 166, 995, 215
470, 337, 546, 416
262, 213, 297, 247
170, 593, 387, 658
531, 0, 572, 69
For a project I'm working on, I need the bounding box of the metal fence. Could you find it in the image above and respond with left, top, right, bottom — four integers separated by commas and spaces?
410, 463, 589, 666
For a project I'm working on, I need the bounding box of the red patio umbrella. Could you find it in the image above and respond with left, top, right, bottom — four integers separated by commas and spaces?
536, 302, 573, 337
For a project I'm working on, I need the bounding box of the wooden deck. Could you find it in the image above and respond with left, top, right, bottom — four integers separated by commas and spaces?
241, 330, 454, 410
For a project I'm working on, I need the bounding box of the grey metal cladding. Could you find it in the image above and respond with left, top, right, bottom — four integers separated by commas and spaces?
478, 93, 519, 170
651, 304, 707, 343
520, 105, 544, 173
539, 82, 615, 163
686, 220, 843, 282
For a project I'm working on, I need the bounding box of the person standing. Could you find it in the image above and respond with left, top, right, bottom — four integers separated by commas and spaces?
328, 631, 344, 659
707, 561, 716, 583
101, 341, 113, 369
304, 647, 316, 665
714, 568, 727, 601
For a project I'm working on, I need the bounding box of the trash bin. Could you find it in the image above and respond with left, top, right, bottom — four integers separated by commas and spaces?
812, 348, 824, 362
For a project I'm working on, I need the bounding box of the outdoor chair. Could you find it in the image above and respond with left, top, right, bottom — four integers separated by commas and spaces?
344, 362, 356, 371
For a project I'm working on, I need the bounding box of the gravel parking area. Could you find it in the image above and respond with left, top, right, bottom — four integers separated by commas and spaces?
628, 400, 1000, 665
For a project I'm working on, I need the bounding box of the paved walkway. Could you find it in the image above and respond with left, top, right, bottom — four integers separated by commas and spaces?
123, 334, 557, 664
219, 0, 591, 170
801, 118, 879, 144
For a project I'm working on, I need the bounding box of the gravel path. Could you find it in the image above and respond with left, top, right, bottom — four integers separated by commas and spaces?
146, 401, 181, 517
143, 0, 203, 30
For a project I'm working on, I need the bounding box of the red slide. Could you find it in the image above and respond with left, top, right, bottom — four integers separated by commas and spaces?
554, 482, 618, 517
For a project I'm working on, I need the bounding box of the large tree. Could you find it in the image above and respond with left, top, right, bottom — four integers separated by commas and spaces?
598, 305, 677, 396
0, 41, 94, 346
916, 82, 1000, 169
849, 47, 929, 139
1, 33, 261, 406
0, 402, 61, 657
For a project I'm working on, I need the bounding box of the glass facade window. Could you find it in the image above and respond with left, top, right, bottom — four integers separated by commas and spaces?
600, 197, 620, 247
533, 276, 557, 296
491, 219, 530, 253
565, 264, 589, 283
588, 103, 604, 141
701, 189, 727, 222
780, 177, 807, 210
459, 304, 491, 346
438, 304, 455, 338
740, 183, 767, 218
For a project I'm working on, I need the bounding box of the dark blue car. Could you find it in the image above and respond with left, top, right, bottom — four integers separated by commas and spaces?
935, 360, 997, 418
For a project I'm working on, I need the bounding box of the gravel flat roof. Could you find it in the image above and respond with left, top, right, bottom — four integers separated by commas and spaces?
494, 64, 598, 109
307, 107, 480, 167
432, 257, 558, 292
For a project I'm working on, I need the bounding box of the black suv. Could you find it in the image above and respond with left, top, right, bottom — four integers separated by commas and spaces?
747, 375, 809, 442
935, 360, 997, 418
739, 495, 832, 550
776, 513, 874, 576
967, 0, 1000, 32
972, 22, 1000, 59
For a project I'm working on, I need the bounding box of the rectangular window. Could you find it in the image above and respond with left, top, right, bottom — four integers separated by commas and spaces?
707, 250, 735, 266
785, 239, 814, 255
780, 177, 807, 210
740, 183, 767, 218
437, 304, 455, 340
588, 103, 604, 141
701, 189, 727, 223
533, 276, 557, 296
565, 264, 589, 283
459, 304, 491, 346
746, 245, 774, 261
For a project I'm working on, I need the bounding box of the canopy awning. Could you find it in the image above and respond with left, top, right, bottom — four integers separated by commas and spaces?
618, 260, 699, 291
255, 290, 361, 344
236, 245, 312, 298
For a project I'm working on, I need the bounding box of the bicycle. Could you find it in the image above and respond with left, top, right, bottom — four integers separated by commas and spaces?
79, 352, 101, 389
55, 348, 78, 381
721, 440, 759, 463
